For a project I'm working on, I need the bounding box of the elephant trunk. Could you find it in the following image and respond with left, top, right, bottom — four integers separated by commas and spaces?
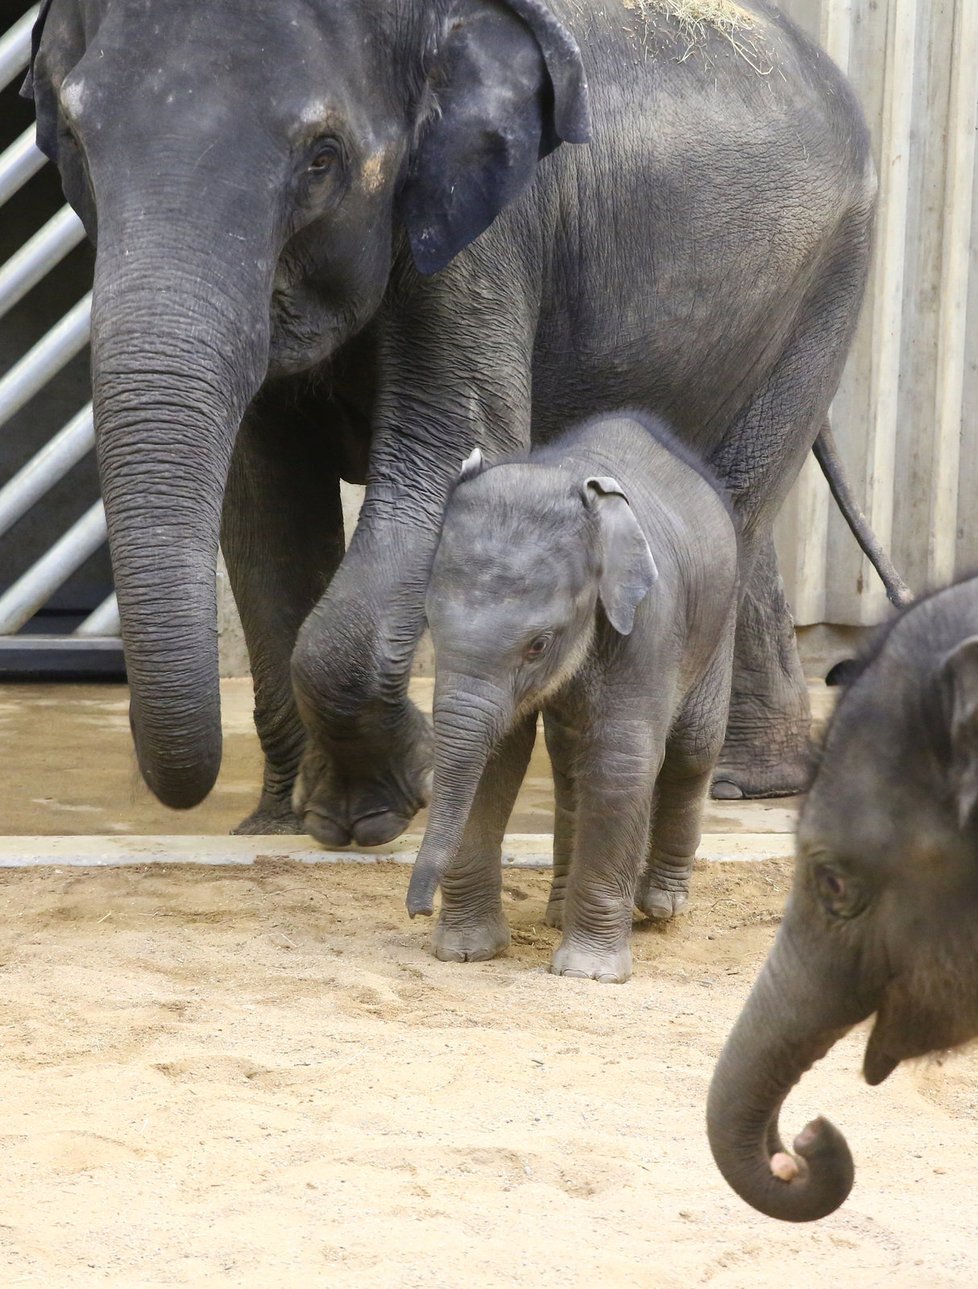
91, 219, 271, 809
406, 673, 509, 916
707, 922, 874, 1222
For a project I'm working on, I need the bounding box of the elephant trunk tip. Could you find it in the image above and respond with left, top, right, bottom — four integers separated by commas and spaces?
707, 1109, 854, 1223
406, 866, 439, 918
141, 758, 221, 811
775, 1115, 855, 1222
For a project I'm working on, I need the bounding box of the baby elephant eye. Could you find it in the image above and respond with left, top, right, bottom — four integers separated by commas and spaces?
524, 634, 551, 662
814, 864, 865, 919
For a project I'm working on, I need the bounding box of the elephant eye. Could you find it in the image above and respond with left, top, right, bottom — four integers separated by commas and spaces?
814, 864, 865, 919
524, 634, 551, 662
307, 140, 340, 175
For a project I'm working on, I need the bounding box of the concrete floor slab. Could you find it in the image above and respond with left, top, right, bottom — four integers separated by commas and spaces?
0, 678, 833, 852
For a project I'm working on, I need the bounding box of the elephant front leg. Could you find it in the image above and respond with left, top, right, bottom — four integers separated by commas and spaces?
290, 515, 440, 847
221, 399, 347, 834
551, 722, 659, 984
431, 714, 537, 963
713, 535, 812, 800
290, 293, 534, 848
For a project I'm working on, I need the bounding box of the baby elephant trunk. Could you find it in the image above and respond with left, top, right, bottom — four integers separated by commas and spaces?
406, 674, 509, 917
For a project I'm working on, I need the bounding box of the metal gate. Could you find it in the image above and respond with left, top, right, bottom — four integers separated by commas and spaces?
0, 4, 122, 677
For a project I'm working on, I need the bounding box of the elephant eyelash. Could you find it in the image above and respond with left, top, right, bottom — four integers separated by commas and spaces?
523, 633, 553, 662
813, 863, 868, 919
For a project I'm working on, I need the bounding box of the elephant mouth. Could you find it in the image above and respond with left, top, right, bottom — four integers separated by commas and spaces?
862, 986, 976, 1086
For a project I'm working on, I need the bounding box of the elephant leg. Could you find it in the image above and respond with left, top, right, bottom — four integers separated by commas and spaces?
708, 206, 873, 799
542, 709, 578, 930
639, 647, 733, 918
290, 296, 534, 848
712, 535, 812, 800
221, 398, 346, 834
431, 713, 537, 963
552, 718, 660, 984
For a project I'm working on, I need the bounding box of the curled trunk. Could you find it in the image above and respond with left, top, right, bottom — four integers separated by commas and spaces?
406, 674, 508, 916
92, 229, 271, 808
707, 925, 873, 1221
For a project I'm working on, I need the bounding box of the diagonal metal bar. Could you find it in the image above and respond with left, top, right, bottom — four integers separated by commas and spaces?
0, 404, 95, 541
0, 126, 45, 207
75, 592, 119, 637
0, 205, 86, 320
0, 5, 39, 95
0, 292, 91, 429
0, 498, 107, 634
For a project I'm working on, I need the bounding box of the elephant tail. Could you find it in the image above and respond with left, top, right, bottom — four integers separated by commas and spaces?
813, 426, 914, 609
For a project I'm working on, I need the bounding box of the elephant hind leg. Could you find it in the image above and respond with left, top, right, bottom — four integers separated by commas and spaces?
708, 205, 873, 799
711, 534, 813, 801
639, 653, 731, 918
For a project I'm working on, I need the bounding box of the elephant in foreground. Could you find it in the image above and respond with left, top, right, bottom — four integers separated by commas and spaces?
708, 575, 978, 1222
27, 0, 877, 837
406, 412, 738, 981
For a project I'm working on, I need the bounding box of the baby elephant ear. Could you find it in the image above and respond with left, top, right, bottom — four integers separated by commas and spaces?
941, 635, 978, 829
583, 477, 658, 635
458, 447, 485, 482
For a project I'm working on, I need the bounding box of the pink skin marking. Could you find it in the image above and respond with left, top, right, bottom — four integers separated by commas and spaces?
770, 1152, 800, 1182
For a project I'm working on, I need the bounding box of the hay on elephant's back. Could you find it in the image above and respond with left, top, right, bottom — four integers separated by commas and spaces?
623, 0, 772, 74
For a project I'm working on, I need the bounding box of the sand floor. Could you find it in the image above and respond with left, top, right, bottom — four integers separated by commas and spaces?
0, 860, 976, 1288
1, 681, 977, 1286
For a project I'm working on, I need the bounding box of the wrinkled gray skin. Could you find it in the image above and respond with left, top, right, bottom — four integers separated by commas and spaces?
708, 575, 978, 1221
406, 413, 738, 983
26, 0, 874, 838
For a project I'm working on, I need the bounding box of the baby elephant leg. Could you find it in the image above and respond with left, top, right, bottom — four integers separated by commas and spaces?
638, 659, 732, 920
432, 714, 537, 963
637, 760, 711, 920
552, 721, 658, 984
542, 711, 577, 930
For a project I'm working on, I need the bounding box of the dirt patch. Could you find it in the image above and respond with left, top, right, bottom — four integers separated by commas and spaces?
0, 858, 974, 1286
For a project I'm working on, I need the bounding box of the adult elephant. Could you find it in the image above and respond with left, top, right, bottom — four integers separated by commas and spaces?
26, 0, 876, 837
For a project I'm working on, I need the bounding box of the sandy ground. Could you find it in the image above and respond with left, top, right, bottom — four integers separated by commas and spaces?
1, 682, 977, 1286
0, 860, 977, 1287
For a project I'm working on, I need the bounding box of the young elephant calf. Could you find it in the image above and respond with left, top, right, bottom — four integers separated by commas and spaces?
709, 574, 978, 1222
406, 412, 739, 982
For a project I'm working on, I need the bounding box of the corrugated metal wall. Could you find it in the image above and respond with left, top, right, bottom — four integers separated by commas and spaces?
773, 0, 978, 626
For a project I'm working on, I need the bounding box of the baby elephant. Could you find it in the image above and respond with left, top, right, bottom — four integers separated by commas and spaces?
708, 574, 978, 1222
406, 411, 739, 982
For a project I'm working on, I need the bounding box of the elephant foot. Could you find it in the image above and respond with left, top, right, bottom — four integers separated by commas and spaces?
293, 702, 433, 848
551, 940, 632, 984
637, 856, 691, 920
710, 745, 811, 800
544, 885, 567, 929
637, 885, 689, 921
232, 800, 303, 835
432, 914, 511, 963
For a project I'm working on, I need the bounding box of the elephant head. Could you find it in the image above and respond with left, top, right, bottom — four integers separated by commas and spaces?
707, 610, 978, 1221
24, 0, 589, 808
406, 450, 657, 915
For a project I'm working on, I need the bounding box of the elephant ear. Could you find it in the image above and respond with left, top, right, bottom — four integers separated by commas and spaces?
20, 0, 60, 161
940, 636, 978, 829
583, 477, 658, 636
401, 0, 590, 276
20, 0, 97, 235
